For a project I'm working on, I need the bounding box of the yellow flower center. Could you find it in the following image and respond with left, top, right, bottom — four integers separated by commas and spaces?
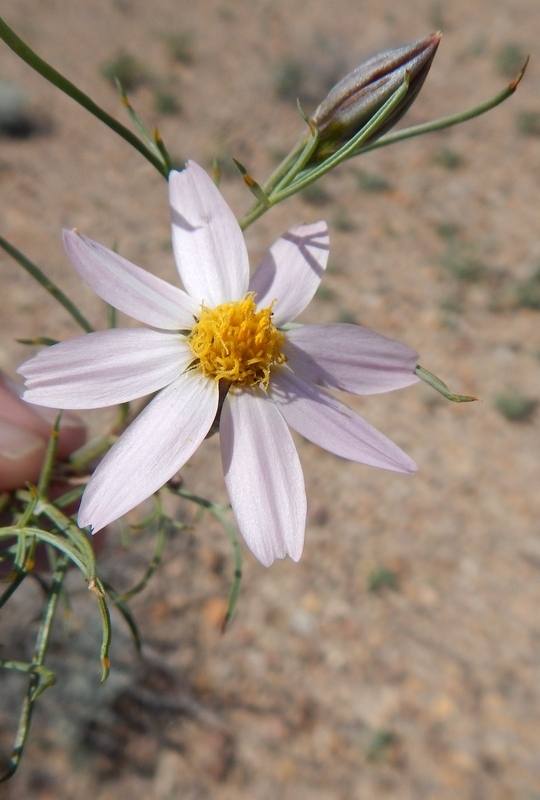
188, 294, 286, 389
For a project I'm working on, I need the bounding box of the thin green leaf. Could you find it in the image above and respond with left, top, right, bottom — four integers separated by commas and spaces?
0, 235, 93, 333
171, 488, 242, 630
16, 484, 39, 529
117, 81, 164, 161
355, 61, 529, 157
90, 577, 112, 682
415, 365, 479, 403
239, 73, 409, 230
0, 660, 56, 690
107, 304, 117, 329
0, 16, 168, 177
121, 511, 167, 602
52, 485, 85, 509
0, 556, 68, 782
232, 159, 270, 207
0, 492, 9, 514
34, 503, 97, 575
32, 556, 69, 682
16, 337, 59, 347
282, 73, 411, 196
0, 526, 90, 575
37, 415, 61, 496
154, 127, 173, 174
69, 434, 117, 472
101, 579, 142, 653
210, 506, 242, 632
0, 569, 27, 609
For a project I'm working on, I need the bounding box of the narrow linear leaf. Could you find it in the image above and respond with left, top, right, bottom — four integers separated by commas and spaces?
172, 487, 242, 630
283, 74, 411, 197
34, 502, 97, 575
117, 80, 163, 160
101, 580, 142, 653
37, 415, 61, 496
0, 555, 68, 782
121, 512, 167, 601
211, 506, 242, 632
0, 235, 93, 333
0, 16, 168, 177
415, 365, 479, 403
17, 337, 59, 347
1, 525, 91, 575
357, 62, 529, 156
154, 128, 173, 173
232, 159, 270, 206
91, 578, 112, 682
0, 570, 27, 609
68, 434, 118, 472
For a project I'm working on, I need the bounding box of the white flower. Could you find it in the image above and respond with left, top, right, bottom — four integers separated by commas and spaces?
19, 161, 419, 566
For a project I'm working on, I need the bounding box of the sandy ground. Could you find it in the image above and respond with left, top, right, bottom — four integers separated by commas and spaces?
1, 0, 540, 798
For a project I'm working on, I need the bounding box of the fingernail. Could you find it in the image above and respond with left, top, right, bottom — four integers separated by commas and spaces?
0, 418, 44, 460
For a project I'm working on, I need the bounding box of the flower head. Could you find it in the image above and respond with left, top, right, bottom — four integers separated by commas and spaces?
19, 161, 419, 566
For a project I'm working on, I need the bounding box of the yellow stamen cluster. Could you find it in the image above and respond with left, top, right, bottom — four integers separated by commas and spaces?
188, 294, 286, 389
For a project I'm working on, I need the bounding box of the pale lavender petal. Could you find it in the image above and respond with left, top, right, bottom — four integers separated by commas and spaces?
79, 371, 218, 533
286, 323, 419, 395
220, 389, 306, 567
271, 370, 417, 474
169, 162, 249, 305
18, 328, 192, 408
63, 229, 198, 329
248, 221, 329, 326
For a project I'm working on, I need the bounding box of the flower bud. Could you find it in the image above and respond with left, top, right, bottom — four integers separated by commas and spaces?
309, 33, 441, 161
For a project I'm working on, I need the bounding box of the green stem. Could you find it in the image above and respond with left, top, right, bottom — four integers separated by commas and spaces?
273, 76, 410, 201
211, 505, 242, 632
0, 16, 168, 178
239, 74, 409, 230
100, 580, 142, 653
0, 570, 27, 610
261, 136, 308, 196
0, 235, 93, 333
352, 66, 527, 157
173, 488, 242, 629
120, 496, 167, 601
239, 64, 526, 230
239, 196, 270, 231
34, 503, 97, 575
0, 555, 68, 783
33, 557, 68, 672
69, 434, 118, 472
239, 129, 321, 230
92, 578, 112, 683
37, 415, 61, 497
